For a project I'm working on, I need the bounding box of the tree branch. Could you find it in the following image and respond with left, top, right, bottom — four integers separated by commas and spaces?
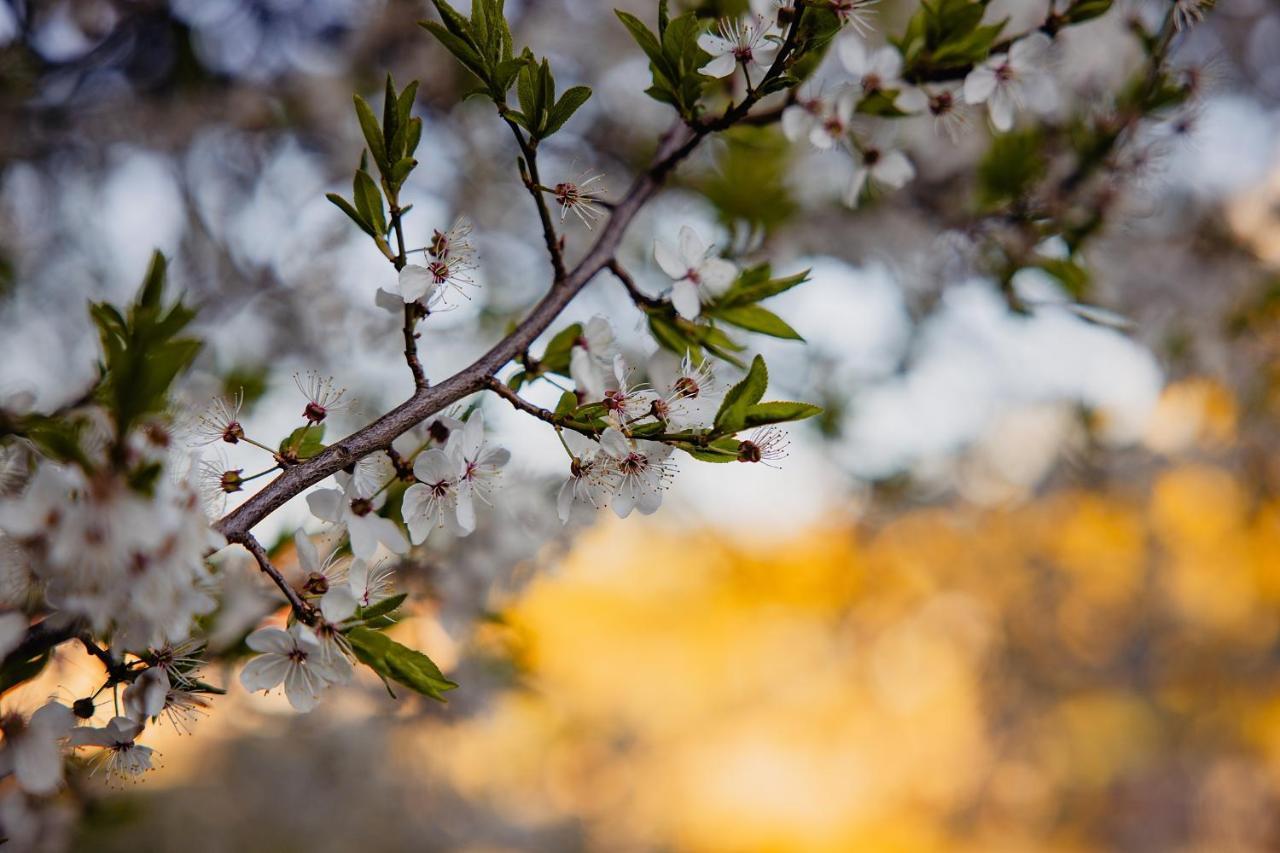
607, 259, 663, 311
213, 7, 813, 546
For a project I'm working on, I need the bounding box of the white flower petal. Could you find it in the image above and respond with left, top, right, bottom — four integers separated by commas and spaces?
671, 280, 702, 320
654, 240, 688, 280
239, 654, 289, 693
699, 51, 738, 79
397, 265, 437, 303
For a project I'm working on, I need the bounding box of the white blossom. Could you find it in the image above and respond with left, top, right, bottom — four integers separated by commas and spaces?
782, 89, 828, 145
569, 316, 617, 400
830, 0, 879, 36
190, 389, 245, 446
306, 472, 409, 561
808, 92, 856, 150
402, 449, 464, 543
698, 14, 779, 79
963, 33, 1056, 133
601, 355, 657, 427
649, 353, 723, 430
556, 430, 619, 524
654, 226, 738, 320
67, 716, 154, 782
294, 371, 352, 424
845, 136, 916, 207
553, 171, 608, 229
0, 702, 74, 795
396, 264, 442, 305
449, 414, 510, 535
239, 623, 346, 712
599, 428, 676, 518
294, 529, 356, 623
838, 37, 913, 110
0, 459, 220, 651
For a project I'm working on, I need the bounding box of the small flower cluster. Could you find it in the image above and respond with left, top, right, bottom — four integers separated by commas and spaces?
555, 315, 789, 523
0, 444, 221, 652
1, 640, 219, 800
239, 532, 398, 711
389, 218, 477, 309
774, 22, 1056, 205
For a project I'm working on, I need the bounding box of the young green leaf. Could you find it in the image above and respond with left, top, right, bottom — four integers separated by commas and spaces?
714, 354, 769, 433
346, 626, 458, 702
544, 86, 592, 136
743, 401, 822, 428
326, 193, 375, 237
540, 323, 584, 374
712, 305, 804, 341
353, 95, 388, 172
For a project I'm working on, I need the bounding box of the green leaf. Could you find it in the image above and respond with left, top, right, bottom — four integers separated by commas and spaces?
615, 11, 668, 77
278, 424, 326, 460
714, 355, 769, 433
743, 401, 822, 427
353, 95, 388, 173
1035, 257, 1091, 299
346, 626, 458, 701
713, 304, 803, 340
356, 592, 409, 627
554, 390, 578, 417
675, 437, 740, 463
648, 314, 695, 357
977, 128, 1046, 207
405, 117, 424, 156
420, 21, 490, 83
1065, 0, 1113, 23
353, 169, 387, 236
390, 157, 418, 188
718, 265, 810, 307
544, 86, 592, 136
326, 193, 374, 237
540, 323, 583, 375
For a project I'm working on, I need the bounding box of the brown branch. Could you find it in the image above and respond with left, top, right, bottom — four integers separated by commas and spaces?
389, 201, 429, 390
607, 259, 663, 311
240, 533, 315, 624
214, 7, 812, 546
504, 118, 567, 282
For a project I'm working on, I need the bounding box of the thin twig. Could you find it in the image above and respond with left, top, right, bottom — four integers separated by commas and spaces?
241, 533, 314, 624
607, 259, 663, 310
504, 118, 567, 281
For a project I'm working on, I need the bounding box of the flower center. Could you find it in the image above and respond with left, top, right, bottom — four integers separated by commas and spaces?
428, 260, 451, 284
350, 498, 373, 517
995, 63, 1014, 83
620, 452, 648, 476
303, 401, 327, 423
673, 377, 700, 398
222, 421, 244, 443
862, 74, 882, 94
864, 147, 882, 166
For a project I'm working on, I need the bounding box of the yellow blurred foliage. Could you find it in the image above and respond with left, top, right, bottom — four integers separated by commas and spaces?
432, 437, 1280, 850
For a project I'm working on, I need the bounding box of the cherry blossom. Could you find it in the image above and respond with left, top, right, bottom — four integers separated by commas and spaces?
239, 623, 347, 712
963, 33, 1056, 133
654, 226, 738, 320
698, 14, 779, 80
